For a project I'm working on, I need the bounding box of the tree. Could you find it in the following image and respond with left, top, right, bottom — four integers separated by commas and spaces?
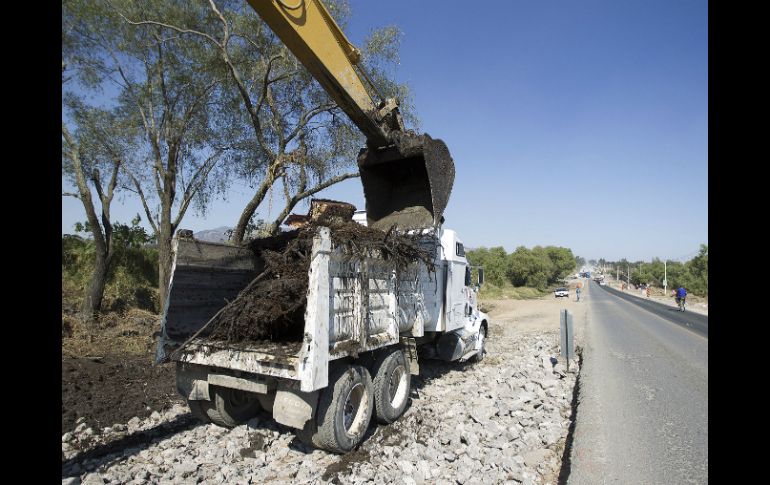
66, 215, 160, 313
62, 98, 137, 321
507, 246, 552, 290
121, 0, 415, 243
466, 247, 508, 287
64, 0, 236, 310
544, 246, 576, 283
684, 244, 708, 296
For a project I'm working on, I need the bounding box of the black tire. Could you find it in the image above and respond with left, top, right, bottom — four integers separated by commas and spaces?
472, 325, 487, 363
372, 348, 411, 424
188, 399, 213, 424
206, 385, 261, 428
299, 365, 373, 453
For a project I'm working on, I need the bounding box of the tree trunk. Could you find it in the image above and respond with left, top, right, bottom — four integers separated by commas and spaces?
79, 249, 112, 322
232, 196, 260, 245
157, 222, 174, 313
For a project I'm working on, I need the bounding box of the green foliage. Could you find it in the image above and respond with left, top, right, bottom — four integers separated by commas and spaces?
65, 217, 159, 312
600, 244, 707, 296
467, 244, 577, 293
465, 247, 508, 286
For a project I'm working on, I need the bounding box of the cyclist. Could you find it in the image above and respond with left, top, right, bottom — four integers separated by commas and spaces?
675, 286, 687, 311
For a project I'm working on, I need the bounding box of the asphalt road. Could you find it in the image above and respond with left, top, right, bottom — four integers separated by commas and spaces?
597, 284, 708, 337
567, 280, 708, 485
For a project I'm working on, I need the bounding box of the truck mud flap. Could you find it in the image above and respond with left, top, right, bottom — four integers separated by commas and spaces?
273, 386, 319, 430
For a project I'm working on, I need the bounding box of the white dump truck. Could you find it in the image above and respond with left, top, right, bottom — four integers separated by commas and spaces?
156, 223, 489, 453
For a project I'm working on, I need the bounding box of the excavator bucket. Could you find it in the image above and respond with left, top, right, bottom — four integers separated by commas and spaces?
358, 132, 455, 232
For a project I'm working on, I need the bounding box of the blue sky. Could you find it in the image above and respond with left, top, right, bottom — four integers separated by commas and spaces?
62, 0, 707, 262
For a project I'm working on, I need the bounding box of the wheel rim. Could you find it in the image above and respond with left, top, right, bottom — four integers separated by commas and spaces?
387, 364, 408, 409
343, 382, 368, 436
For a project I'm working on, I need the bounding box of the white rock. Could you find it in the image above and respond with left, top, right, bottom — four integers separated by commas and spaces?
523, 448, 555, 467
81, 474, 104, 485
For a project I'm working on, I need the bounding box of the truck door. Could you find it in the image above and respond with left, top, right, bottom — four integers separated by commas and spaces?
444, 240, 475, 332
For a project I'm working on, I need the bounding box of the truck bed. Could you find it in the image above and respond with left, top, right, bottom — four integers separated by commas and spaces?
157, 227, 442, 391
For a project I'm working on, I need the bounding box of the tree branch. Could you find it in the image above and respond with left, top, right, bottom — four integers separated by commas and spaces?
62, 123, 107, 252
285, 102, 337, 145
267, 171, 360, 235
173, 151, 223, 228
125, 168, 159, 234
118, 15, 220, 47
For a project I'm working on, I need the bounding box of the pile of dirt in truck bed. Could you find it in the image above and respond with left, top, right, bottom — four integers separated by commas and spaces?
203, 219, 435, 345
62, 355, 182, 434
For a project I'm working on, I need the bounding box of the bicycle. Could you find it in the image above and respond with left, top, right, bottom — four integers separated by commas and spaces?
676, 297, 686, 312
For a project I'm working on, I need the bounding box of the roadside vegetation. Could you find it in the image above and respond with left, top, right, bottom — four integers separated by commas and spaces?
467, 245, 577, 299
596, 244, 708, 297
62, 216, 160, 356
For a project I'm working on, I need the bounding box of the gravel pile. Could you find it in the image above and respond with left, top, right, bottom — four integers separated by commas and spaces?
62, 326, 578, 485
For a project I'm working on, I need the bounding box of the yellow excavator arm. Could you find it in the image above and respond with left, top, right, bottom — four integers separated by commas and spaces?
245, 0, 455, 231
245, 0, 401, 148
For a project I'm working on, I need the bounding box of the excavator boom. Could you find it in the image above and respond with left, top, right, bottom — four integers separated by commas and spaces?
245, 0, 455, 230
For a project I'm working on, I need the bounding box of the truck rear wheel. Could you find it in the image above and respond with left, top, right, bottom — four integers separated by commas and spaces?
298, 364, 373, 453
207, 385, 261, 428
372, 348, 411, 424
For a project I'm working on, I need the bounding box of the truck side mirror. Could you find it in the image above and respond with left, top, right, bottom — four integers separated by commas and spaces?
477, 268, 484, 286
465, 266, 472, 286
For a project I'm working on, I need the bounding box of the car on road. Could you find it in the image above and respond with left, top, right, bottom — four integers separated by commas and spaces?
554, 287, 569, 298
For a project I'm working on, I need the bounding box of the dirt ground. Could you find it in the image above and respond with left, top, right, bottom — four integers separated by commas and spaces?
61, 354, 182, 434
61, 290, 586, 437
482, 287, 589, 337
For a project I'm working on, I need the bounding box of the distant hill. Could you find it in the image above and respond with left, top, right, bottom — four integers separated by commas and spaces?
194, 226, 232, 243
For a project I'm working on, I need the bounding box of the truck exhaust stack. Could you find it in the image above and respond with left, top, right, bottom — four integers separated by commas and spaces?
358, 131, 455, 232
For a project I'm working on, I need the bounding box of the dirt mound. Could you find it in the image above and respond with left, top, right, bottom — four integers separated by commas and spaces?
62, 355, 182, 434
202, 220, 434, 345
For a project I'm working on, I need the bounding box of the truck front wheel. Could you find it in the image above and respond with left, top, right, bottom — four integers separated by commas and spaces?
372, 348, 411, 424
299, 365, 373, 453
472, 325, 487, 363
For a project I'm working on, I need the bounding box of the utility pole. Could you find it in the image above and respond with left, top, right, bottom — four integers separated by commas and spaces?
627, 265, 630, 289
664, 260, 667, 296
